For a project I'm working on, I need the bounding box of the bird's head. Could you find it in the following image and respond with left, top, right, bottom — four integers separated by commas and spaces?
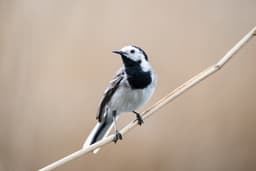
112, 45, 150, 71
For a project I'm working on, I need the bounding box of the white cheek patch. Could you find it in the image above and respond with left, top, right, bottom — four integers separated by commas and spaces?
127, 54, 140, 61
141, 60, 151, 72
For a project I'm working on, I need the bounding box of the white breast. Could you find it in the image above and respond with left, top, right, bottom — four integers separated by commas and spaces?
109, 70, 157, 114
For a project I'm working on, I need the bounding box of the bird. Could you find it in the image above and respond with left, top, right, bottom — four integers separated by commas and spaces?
83, 45, 157, 153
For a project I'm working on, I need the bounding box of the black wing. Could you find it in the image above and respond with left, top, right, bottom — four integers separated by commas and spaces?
96, 69, 125, 122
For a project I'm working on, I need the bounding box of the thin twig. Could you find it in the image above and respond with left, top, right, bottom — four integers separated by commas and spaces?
39, 26, 256, 171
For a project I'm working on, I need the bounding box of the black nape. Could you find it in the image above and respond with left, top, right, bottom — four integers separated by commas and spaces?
131, 45, 148, 61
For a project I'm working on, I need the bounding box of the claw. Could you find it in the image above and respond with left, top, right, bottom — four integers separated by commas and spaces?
113, 131, 122, 143
133, 111, 144, 126
136, 114, 144, 125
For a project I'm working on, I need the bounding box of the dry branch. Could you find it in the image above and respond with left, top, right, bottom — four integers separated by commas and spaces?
39, 26, 256, 171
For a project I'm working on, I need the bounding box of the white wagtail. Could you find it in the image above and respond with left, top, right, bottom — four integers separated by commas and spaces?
83, 45, 157, 153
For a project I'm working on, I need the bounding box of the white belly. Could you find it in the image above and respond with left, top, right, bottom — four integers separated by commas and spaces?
109, 85, 155, 113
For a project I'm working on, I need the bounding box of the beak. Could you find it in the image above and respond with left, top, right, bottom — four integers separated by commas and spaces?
112, 50, 127, 55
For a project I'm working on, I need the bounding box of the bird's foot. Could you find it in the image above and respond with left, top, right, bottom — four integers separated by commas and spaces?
113, 130, 122, 143
133, 111, 144, 126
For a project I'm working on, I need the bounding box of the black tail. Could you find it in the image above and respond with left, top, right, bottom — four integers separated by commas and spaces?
83, 116, 114, 153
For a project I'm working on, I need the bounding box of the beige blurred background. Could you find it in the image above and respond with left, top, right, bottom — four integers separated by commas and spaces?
0, 0, 256, 171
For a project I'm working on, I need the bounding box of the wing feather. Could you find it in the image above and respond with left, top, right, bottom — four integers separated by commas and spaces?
96, 69, 125, 122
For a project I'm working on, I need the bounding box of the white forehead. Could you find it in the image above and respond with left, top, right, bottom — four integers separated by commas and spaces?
120, 45, 136, 51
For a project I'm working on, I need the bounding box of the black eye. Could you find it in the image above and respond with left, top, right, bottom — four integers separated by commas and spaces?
130, 49, 135, 54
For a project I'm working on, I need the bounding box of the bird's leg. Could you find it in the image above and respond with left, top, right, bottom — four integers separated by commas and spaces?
133, 111, 144, 125
112, 111, 122, 143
